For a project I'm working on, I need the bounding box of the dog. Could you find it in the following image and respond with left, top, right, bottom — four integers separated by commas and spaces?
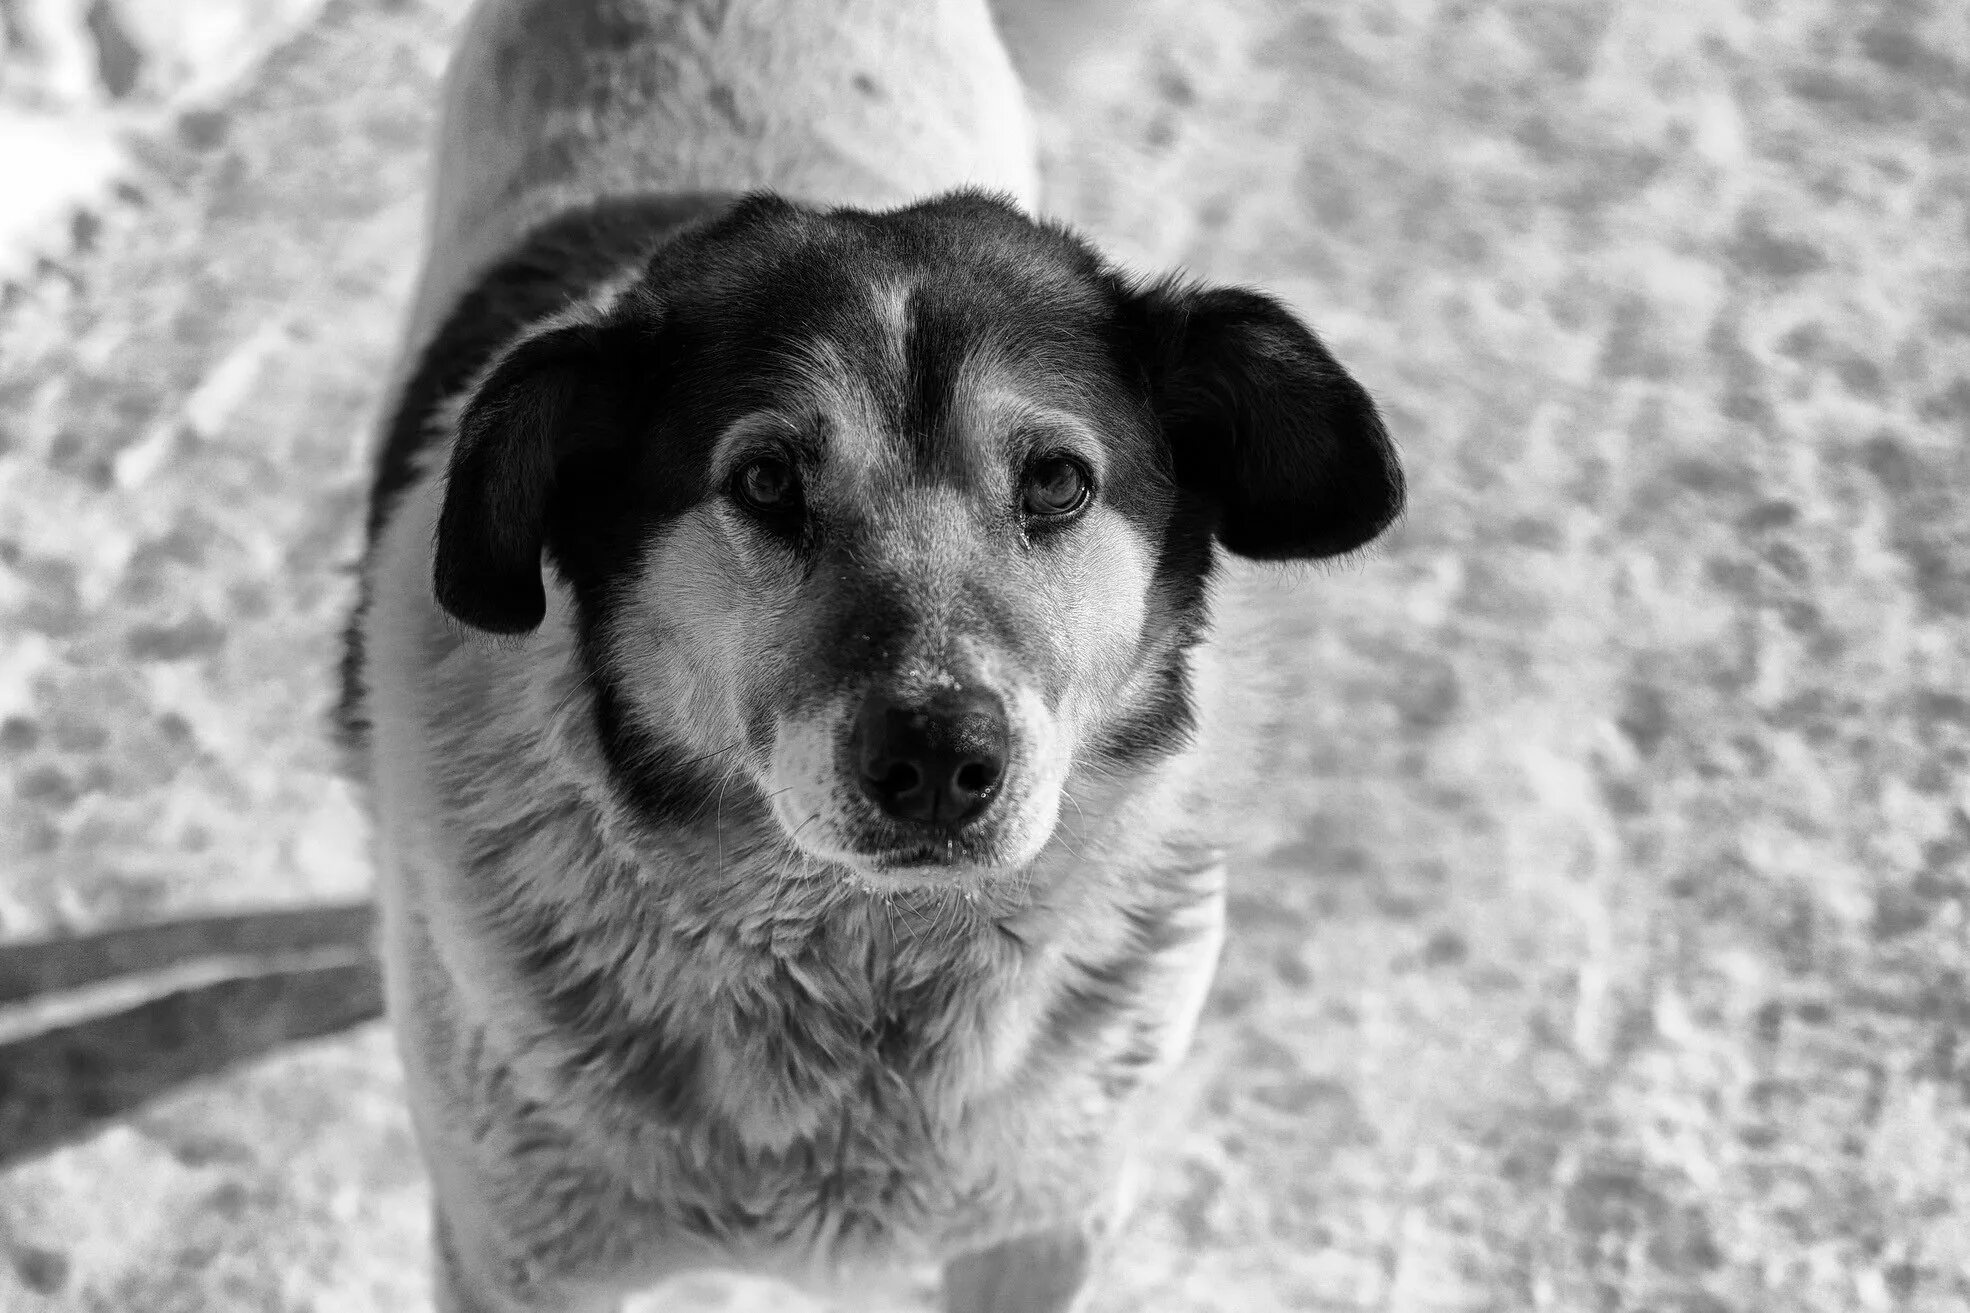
340, 2, 1404, 1309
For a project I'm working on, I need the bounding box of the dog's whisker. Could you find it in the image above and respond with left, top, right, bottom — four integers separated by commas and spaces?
1061, 786, 1090, 826
785, 810, 823, 845
766, 857, 797, 925
672, 737, 749, 773
886, 890, 934, 937
712, 763, 740, 882
1049, 787, 1093, 862
874, 893, 907, 944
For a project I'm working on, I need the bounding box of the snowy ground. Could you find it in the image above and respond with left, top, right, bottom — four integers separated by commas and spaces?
1, 0, 1967, 1309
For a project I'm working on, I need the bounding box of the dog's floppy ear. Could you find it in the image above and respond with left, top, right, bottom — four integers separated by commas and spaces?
1131, 280, 1403, 560
434, 322, 627, 634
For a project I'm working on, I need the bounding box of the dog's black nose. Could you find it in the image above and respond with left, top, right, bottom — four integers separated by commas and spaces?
852, 688, 1009, 828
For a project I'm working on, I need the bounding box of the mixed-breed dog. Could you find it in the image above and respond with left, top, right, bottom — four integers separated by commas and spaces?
340, 1, 1404, 1308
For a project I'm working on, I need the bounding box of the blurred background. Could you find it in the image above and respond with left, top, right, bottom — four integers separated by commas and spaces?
1, 0, 1967, 1309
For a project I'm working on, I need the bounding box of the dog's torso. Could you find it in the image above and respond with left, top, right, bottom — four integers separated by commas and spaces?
406, 0, 1039, 358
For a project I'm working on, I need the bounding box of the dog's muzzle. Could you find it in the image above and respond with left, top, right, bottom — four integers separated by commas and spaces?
850, 686, 1009, 829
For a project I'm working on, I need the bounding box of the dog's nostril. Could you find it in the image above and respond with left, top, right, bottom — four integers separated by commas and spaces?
878, 761, 922, 795
953, 760, 999, 794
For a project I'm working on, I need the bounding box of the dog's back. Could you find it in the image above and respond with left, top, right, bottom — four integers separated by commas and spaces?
409, 0, 1039, 355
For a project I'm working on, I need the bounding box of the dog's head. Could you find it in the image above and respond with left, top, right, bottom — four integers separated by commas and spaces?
431, 192, 1401, 887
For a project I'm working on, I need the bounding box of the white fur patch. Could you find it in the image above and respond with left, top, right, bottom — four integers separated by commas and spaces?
604, 507, 795, 785
766, 698, 857, 858
1050, 504, 1155, 726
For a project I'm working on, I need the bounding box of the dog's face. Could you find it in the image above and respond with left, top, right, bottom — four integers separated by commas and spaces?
431, 193, 1401, 887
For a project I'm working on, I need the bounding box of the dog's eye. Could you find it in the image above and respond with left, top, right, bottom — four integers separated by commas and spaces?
734, 457, 800, 513
1022, 456, 1092, 520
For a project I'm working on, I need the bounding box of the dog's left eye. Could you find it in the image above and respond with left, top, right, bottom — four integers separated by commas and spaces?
1022, 456, 1092, 520
733, 457, 800, 513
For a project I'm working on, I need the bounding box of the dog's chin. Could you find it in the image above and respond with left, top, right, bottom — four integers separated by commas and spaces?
807, 831, 1037, 894
769, 798, 1060, 895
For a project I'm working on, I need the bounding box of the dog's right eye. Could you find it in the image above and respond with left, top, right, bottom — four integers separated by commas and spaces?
1021, 455, 1092, 521
732, 457, 800, 514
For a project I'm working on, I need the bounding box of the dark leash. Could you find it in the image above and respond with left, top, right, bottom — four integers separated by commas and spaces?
0, 902, 382, 1170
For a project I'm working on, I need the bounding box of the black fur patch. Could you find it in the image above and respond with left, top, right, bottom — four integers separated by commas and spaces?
336, 192, 737, 748
589, 677, 728, 825
1085, 652, 1198, 770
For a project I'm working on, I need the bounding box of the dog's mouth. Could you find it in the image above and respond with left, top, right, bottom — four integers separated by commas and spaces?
843, 830, 1003, 873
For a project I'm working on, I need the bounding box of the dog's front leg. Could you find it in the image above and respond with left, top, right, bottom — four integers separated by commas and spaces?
941, 1228, 1093, 1313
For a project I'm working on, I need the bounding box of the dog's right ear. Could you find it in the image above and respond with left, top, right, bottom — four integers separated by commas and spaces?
434, 323, 627, 634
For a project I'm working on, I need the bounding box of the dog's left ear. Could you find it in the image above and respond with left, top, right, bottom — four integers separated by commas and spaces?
1130, 280, 1404, 560
434, 322, 629, 634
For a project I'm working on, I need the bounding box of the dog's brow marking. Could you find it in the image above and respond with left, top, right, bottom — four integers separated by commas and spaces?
874, 279, 921, 477
870, 278, 915, 375
709, 411, 803, 472
780, 334, 895, 485
948, 348, 1109, 486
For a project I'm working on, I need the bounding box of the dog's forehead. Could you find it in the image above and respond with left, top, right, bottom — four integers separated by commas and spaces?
657, 200, 1115, 362
656, 204, 1130, 477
